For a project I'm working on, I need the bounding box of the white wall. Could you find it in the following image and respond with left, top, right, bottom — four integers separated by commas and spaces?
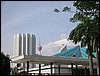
12, 33, 36, 68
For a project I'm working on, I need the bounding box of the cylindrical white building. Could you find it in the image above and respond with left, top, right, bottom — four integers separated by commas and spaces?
13, 33, 36, 68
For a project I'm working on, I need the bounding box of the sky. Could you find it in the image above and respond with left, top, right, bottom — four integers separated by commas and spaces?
1, 1, 80, 57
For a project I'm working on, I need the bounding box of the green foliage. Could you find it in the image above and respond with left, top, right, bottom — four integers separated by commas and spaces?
69, 1, 99, 48
10, 67, 18, 75
69, 1, 99, 75
54, 1, 99, 75
54, 8, 60, 13
1, 52, 11, 75
54, 1, 99, 51
62, 6, 71, 12
54, 6, 71, 13
73, 1, 99, 17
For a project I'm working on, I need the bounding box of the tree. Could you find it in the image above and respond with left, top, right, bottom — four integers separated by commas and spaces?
69, 1, 99, 75
10, 67, 18, 75
68, 17, 94, 75
54, 1, 99, 75
1, 52, 11, 75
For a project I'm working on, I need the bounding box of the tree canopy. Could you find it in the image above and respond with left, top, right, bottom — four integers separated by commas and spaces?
1, 52, 11, 75
54, 1, 99, 75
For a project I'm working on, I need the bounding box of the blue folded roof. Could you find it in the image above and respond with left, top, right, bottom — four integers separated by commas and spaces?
53, 46, 96, 58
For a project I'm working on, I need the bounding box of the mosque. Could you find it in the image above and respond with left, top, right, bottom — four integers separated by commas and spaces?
11, 33, 97, 75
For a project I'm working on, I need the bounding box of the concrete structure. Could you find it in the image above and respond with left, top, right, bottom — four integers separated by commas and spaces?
12, 42, 97, 75
11, 54, 97, 75
13, 33, 36, 68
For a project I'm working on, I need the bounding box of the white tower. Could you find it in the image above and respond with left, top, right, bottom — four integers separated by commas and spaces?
13, 34, 22, 57
13, 33, 36, 68
37, 37, 42, 55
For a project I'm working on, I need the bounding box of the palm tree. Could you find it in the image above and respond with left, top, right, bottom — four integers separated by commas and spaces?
91, 18, 99, 75
54, 1, 99, 75
68, 16, 96, 75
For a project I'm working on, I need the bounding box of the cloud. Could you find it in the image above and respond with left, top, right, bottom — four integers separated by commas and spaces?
60, 33, 67, 39
37, 38, 80, 56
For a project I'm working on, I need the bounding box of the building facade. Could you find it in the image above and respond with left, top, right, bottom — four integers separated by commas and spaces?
13, 33, 36, 68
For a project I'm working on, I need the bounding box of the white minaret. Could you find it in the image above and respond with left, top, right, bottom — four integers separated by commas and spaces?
13, 33, 36, 68
59, 44, 67, 52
